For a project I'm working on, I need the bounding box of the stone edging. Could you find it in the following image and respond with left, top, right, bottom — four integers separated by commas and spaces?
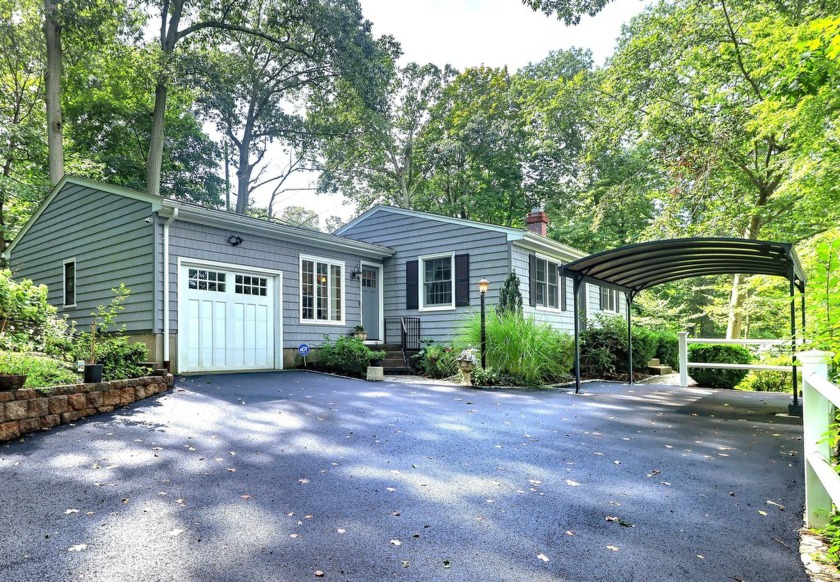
0, 374, 174, 443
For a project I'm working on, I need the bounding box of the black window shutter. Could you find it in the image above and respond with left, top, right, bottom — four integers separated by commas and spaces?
528, 253, 537, 307
560, 268, 567, 311
455, 254, 470, 307
406, 260, 418, 310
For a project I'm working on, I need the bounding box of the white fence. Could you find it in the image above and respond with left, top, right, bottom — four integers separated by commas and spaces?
677, 332, 796, 388
800, 350, 840, 528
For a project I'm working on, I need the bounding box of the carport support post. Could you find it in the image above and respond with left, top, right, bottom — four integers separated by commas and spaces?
573, 277, 582, 394
626, 292, 633, 385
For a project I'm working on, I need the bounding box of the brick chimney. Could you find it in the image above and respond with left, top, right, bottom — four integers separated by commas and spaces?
526, 208, 548, 237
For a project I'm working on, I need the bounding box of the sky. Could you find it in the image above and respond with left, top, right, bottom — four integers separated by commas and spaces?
260, 0, 650, 225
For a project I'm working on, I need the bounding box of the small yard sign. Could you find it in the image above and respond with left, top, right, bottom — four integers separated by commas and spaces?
298, 344, 310, 367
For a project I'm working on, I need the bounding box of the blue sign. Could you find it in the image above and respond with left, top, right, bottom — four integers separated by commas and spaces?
298, 344, 311, 357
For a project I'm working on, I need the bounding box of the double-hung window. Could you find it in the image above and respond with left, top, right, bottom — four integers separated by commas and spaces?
420, 253, 454, 310
63, 259, 76, 307
300, 256, 343, 323
534, 257, 559, 310
600, 286, 619, 313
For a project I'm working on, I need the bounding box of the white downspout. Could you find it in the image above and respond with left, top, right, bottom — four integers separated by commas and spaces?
162, 208, 178, 370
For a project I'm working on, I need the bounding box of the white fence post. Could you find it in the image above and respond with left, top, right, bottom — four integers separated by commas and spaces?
678, 332, 688, 388
799, 349, 835, 528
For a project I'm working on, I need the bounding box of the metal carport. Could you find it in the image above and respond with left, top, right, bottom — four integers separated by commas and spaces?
560, 238, 806, 404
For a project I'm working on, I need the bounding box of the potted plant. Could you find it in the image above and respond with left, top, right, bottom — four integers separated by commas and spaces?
0, 373, 27, 391
83, 321, 103, 383
0, 351, 28, 390
352, 325, 367, 341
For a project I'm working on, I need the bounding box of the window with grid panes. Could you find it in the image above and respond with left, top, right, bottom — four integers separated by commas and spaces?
300, 257, 343, 322
421, 255, 452, 308
188, 268, 226, 292
535, 257, 559, 309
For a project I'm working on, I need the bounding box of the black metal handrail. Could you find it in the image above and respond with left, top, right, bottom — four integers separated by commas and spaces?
401, 317, 420, 352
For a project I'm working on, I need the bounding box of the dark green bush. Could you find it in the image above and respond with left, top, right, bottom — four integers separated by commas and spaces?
318, 336, 385, 378
688, 344, 752, 388
459, 311, 573, 385
0, 269, 61, 353
737, 354, 792, 392
0, 351, 80, 388
656, 331, 679, 371
580, 315, 666, 377
414, 343, 458, 379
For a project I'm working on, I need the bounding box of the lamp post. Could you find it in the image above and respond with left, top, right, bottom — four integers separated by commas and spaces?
478, 277, 489, 369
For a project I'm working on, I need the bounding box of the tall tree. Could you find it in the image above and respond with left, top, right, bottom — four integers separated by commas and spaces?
316, 57, 453, 209
43, 0, 62, 186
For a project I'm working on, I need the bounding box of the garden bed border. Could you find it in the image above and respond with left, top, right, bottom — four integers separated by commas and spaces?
0, 374, 173, 443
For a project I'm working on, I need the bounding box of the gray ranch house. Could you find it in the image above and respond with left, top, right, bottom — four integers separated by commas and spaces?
4, 176, 626, 374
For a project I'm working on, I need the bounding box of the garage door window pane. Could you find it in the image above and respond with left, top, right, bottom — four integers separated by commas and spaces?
236, 274, 267, 296
189, 269, 225, 292
300, 257, 343, 322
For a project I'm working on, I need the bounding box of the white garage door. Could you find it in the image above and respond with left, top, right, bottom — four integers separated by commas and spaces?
179, 264, 278, 372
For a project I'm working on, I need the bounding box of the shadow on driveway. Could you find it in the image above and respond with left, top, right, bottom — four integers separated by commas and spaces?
0, 371, 806, 581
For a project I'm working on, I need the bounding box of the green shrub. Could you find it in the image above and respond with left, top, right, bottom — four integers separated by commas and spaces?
470, 366, 531, 388
656, 331, 679, 371
580, 315, 666, 376
414, 342, 458, 379
737, 354, 792, 392
458, 311, 574, 386
688, 344, 752, 389
318, 336, 385, 378
0, 351, 80, 388
0, 269, 57, 352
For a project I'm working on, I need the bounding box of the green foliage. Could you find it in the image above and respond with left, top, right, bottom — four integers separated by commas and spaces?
469, 365, 531, 388
413, 342, 458, 379
496, 272, 523, 317
0, 269, 56, 352
737, 354, 792, 393
820, 513, 840, 566
655, 331, 679, 371
688, 344, 752, 389
318, 336, 385, 378
580, 315, 663, 377
0, 350, 79, 388
458, 311, 574, 386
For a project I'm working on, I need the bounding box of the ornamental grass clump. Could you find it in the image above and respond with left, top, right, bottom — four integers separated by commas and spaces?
459, 311, 574, 386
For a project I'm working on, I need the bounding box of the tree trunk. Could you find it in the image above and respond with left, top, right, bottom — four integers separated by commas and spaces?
43, 0, 63, 187
234, 129, 253, 214
146, 80, 168, 197
726, 213, 763, 339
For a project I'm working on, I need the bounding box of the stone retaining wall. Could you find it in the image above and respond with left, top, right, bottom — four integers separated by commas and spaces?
0, 374, 174, 443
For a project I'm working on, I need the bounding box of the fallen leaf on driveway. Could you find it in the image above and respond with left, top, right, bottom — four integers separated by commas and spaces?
537, 553, 549, 562
607, 545, 619, 551
227, 468, 236, 473
565, 531, 574, 536
766, 500, 785, 511
315, 570, 324, 577
647, 469, 661, 478
390, 539, 402, 546
758, 510, 768, 516
402, 561, 410, 568
168, 529, 184, 537
299, 479, 309, 484
64, 509, 79, 514
241, 495, 251, 500
68, 544, 87, 552
337, 529, 346, 534
443, 560, 452, 569
565, 479, 580, 487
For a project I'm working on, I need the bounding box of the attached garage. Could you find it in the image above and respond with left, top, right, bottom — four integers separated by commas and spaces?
177, 260, 282, 373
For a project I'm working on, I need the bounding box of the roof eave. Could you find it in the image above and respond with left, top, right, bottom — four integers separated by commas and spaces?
160, 201, 394, 259
512, 232, 588, 262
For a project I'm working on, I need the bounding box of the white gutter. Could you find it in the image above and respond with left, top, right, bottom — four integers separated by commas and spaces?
162, 208, 178, 369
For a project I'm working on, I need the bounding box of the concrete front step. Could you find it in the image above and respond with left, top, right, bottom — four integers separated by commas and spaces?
648, 365, 673, 375
384, 367, 413, 375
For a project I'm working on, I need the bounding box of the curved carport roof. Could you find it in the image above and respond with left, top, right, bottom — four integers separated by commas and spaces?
561, 238, 805, 298
560, 237, 806, 398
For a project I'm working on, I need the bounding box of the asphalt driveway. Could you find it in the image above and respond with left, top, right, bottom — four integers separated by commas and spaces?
0, 372, 807, 581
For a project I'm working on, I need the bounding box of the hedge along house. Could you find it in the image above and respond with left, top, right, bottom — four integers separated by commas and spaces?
336, 206, 628, 349
4, 176, 394, 374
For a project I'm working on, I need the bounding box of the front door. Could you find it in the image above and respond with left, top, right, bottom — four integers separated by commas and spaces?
361, 266, 380, 341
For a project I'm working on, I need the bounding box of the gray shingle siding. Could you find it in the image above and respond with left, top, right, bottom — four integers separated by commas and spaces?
166, 220, 380, 348
340, 210, 511, 343
10, 183, 156, 331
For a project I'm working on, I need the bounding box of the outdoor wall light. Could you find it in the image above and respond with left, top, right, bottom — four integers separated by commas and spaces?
227, 235, 243, 246
350, 265, 363, 279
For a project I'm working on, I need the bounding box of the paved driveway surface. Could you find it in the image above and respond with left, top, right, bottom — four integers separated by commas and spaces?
0, 372, 806, 581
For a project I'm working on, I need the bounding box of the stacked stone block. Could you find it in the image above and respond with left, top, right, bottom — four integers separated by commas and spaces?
0, 375, 173, 442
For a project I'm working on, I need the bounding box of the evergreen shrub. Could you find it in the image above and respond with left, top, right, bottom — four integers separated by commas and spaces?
688, 344, 752, 388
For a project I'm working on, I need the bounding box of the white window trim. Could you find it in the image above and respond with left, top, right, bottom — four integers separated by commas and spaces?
600, 287, 620, 314
533, 253, 561, 313
299, 254, 346, 325
62, 258, 76, 308
418, 252, 456, 312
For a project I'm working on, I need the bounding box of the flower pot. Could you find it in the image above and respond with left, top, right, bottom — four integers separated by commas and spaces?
352, 332, 368, 341
84, 364, 103, 384
0, 374, 27, 391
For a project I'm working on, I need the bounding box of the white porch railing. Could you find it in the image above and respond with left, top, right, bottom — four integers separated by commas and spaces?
800, 350, 840, 528
677, 332, 797, 388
